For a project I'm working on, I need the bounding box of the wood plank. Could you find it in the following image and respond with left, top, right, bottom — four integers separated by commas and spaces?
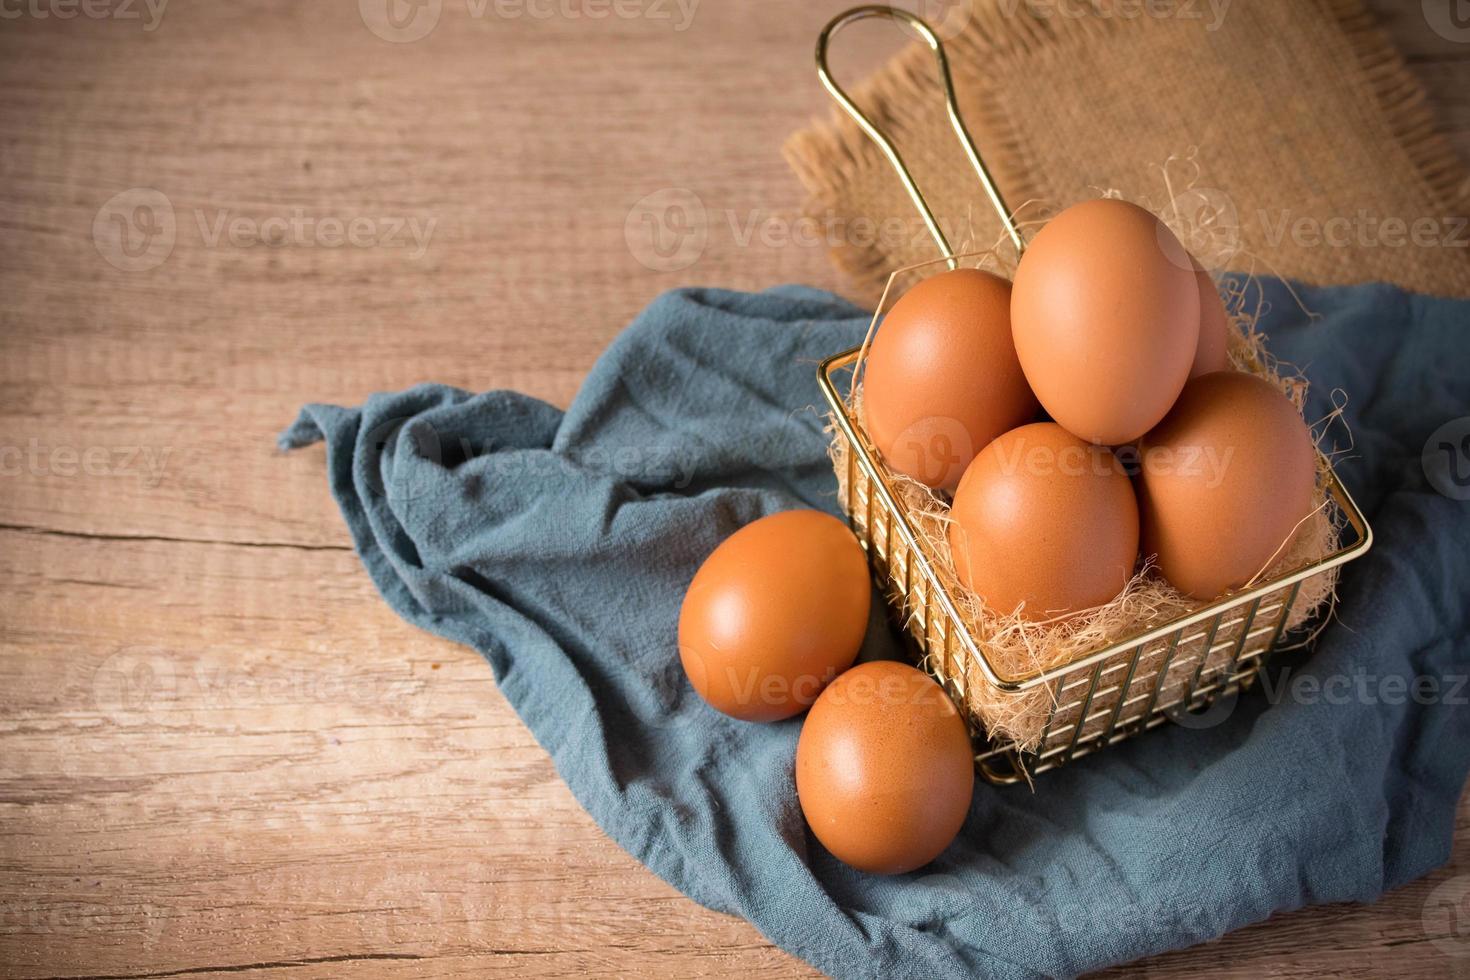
0, 527, 807, 978
0, 0, 894, 546
0, 0, 1466, 977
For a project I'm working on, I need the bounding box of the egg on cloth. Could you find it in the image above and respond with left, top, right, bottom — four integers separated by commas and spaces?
795, 661, 974, 875
862, 268, 1038, 492
1137, 372, 1318, 600
1011, 199, 1202, 445
948, 422, 1140, 621
678, 510, 870, 722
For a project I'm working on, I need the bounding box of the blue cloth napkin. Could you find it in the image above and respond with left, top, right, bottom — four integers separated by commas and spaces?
281, 279, 1470, 978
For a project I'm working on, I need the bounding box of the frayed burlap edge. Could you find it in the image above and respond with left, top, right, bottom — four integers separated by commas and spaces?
783, 0, 1470, 302
1320, 0, 1470, 215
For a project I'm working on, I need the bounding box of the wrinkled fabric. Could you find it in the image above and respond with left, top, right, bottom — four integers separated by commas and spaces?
282, 280, 1470, 979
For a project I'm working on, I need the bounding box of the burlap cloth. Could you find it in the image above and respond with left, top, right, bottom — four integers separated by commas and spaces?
786, 0, 1470, 302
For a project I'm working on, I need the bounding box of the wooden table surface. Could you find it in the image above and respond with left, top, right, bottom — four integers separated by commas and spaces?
2, 2, 1467, 977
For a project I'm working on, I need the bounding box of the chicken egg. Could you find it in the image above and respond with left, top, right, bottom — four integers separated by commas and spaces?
1191, 260, 1231, 378
1137, 372, 1317, 600
1011, 199, 1201, 445
795, 661, 974, 875
948, 422, 1140, 620
678, 510, 870, 722
862, 269, 1038, 492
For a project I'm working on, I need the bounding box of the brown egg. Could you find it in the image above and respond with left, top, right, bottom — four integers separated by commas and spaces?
678, 510, 870, 722
948, 423, 1139, 620
863, 269, 1038, 492
1011, 199, 1201, 445
795, 661, 974, 875
1137, 372, 1317, 600
1191, 261, 1231, 378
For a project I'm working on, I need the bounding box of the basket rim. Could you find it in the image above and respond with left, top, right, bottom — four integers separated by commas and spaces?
817, 343, 1375, 694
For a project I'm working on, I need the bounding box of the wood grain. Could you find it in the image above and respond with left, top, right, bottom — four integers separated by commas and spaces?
1, 1, 1467, 977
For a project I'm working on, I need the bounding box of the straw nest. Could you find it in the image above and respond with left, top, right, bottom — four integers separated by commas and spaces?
825, 182, 1346, 753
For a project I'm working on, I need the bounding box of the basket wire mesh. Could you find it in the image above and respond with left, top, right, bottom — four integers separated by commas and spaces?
813, 5, 1374, 784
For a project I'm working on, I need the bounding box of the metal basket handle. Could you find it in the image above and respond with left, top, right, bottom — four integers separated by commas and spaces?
815, 4, 1025, 267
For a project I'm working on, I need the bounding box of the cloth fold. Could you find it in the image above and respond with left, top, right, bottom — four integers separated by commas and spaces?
283, 280, 1470, 979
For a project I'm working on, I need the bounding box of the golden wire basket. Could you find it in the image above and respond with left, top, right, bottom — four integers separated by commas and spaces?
812, 6, 1374, 785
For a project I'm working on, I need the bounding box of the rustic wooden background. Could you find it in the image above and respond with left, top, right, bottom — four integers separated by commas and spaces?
2, 1, 1468, 977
